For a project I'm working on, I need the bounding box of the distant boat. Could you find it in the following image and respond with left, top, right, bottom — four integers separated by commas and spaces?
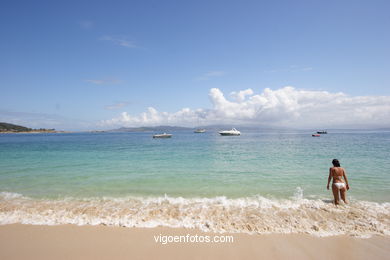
194, 129, 206, 133
312, 134, 321, 137
153, 133, 172, 138
317, 130, 327, 134
219, 128, 241, 136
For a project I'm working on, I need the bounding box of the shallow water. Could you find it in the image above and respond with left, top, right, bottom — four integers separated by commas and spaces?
0, 130, 389, 236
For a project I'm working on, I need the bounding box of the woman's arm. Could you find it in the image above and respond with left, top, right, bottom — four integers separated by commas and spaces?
327, 168, 332, 190
343, 169, 350, 190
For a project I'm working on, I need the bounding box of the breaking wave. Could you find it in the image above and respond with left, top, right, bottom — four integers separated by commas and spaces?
0, 191, 389, 237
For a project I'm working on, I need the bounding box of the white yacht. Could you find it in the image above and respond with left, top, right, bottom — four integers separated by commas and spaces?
194, 129, 206, 133
153, 133, 172, 138
219, 128, 241, 136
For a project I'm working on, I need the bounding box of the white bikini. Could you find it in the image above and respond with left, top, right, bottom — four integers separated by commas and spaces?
334, 182, 346, 189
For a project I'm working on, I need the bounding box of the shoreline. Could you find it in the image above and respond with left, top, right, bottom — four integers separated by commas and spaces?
0, 131, 70, 134
0, 224, 389, 260
1, 192, 389, 237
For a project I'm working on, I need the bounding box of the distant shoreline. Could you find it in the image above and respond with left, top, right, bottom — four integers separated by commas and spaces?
0, 130, 70, 134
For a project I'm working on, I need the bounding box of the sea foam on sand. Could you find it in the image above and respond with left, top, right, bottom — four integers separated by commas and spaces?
0, 191, 389, 237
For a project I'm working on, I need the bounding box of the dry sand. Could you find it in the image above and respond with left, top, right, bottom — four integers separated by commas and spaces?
0, 224, 389, 260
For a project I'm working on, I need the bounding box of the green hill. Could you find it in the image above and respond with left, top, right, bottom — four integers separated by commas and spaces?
0, 122, 32, 132
0, 122, 56, 133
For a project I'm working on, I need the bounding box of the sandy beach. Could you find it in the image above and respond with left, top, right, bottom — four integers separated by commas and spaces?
0, 224, 389, 260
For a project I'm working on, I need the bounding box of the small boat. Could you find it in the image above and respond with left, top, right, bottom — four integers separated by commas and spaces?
219, 128, 241, 136
194, 129, 206, 133
153, 133, 172, 138
317, 130, 327, 134
312, 134, 321, 137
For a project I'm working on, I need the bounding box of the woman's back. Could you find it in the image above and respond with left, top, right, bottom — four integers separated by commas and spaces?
330, 167, 344, 182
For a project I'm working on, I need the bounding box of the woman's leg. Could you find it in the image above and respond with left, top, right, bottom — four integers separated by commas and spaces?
332, 184, 339, 205
340, 187, 348, 204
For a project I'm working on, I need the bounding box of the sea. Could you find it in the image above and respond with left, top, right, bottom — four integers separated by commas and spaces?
0, 130, 389, 237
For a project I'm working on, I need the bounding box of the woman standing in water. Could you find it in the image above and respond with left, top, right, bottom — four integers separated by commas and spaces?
327, 159, 350, 205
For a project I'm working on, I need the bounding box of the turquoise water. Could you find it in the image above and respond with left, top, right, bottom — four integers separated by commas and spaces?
1, 130, 389, 236
0, 130, 389, 202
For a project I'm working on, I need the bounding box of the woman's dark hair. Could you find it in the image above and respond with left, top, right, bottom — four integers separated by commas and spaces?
332, 159, 340, 167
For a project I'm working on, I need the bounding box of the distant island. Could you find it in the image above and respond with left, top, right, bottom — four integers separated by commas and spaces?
0, 122, 59, 133
107, 125, 295, 132
109, 126, 192, 132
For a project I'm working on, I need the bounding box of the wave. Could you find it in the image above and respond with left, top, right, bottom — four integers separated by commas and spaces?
0, 191, 389, 237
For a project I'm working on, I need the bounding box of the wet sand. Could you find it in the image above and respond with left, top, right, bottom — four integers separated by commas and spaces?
0, 224, 389, 260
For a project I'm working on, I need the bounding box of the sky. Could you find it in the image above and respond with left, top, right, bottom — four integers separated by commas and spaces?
1, 0, 389, 130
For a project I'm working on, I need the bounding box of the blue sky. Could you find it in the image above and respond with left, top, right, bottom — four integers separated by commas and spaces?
1, 0, 389, 130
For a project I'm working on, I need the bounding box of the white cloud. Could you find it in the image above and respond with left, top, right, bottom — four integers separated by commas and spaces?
101, 87, 390, 129
100, 35, 137, 48
230, 89, 254, 102
196, 71, 226, 80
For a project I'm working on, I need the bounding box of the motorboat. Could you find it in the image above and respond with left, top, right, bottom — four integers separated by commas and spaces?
312, 134, 321, 137
219, 128, 241, 136
317, 130, 327, 134
194, 129, 206, 133
153, 133, 172, 138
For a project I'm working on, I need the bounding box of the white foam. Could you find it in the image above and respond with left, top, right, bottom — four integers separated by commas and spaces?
0, 191, 389, 237
0, 192, 24, 199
